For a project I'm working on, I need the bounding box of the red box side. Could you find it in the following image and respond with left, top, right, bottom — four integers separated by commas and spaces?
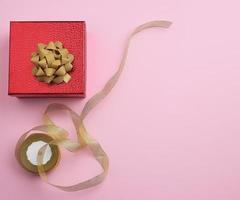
8, 21, 86, 97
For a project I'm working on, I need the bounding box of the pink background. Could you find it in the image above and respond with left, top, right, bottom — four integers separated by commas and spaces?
1, 0, 240, 199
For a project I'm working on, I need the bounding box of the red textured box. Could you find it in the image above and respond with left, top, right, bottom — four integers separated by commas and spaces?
8, 21, 86, 97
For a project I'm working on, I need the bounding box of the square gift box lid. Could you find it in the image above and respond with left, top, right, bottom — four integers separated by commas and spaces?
8, 21, 86, 97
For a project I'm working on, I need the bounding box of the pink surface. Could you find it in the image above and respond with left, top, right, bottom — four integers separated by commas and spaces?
1, 0, 240, 199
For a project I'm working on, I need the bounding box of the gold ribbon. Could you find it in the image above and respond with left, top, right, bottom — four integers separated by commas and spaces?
15, 20, 172, 192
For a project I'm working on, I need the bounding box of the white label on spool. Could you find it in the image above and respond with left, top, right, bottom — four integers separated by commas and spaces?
26, 141, 52, 165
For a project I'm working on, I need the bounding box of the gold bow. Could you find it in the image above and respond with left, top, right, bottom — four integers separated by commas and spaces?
15, 20, 172, 192
31, 41, 74, 84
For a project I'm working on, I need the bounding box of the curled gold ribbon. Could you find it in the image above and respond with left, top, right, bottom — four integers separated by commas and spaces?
15, 20, 172, 192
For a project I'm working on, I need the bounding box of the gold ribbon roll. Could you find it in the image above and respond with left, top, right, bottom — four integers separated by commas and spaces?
16, 20, 172, 192
16, 133, 60, 174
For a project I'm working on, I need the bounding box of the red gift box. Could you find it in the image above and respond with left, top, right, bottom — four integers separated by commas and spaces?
8, 21, 86, 97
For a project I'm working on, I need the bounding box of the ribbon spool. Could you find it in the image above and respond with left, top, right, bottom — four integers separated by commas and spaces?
16, 133, 60, 174
15, 20, 172, 192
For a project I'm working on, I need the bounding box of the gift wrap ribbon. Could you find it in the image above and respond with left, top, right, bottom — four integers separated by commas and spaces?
15, 20, 172, 192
